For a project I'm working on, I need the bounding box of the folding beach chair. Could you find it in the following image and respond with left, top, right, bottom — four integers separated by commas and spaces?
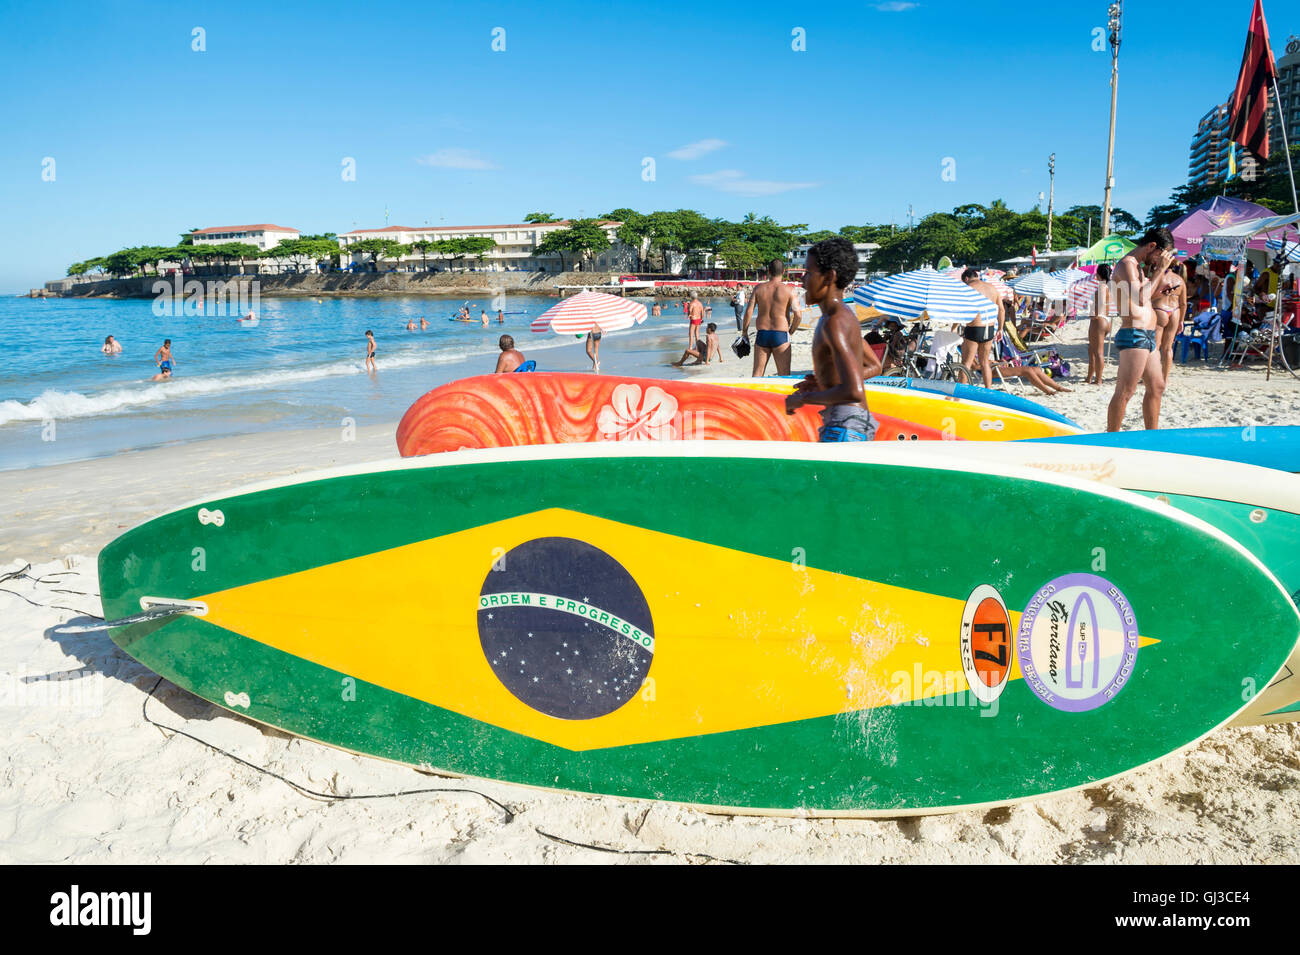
1003, 321, 1055, 359
1023, 312, 1069, 344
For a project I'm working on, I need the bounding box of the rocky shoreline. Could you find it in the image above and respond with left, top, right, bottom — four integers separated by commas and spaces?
42, 271, 748, 300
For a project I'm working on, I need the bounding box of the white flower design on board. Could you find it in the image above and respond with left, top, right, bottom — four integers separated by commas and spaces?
596, 384, 679, 441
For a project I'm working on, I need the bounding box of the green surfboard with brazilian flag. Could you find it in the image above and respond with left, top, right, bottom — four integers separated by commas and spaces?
97, 442, 1300, 815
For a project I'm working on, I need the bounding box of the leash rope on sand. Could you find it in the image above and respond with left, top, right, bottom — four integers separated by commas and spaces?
5, 565, 517, 822
142, 677, 516, 822
534, 827, 745, 865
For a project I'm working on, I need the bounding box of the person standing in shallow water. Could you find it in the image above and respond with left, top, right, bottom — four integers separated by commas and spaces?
153, 338, 175, 377
785, 238, 876, 442
364, 330, 376, 372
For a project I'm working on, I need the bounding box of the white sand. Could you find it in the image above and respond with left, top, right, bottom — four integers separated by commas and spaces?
3, 327, 1300, 864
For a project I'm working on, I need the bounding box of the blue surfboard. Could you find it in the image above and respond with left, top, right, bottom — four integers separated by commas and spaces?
1030, 426, 1300, 473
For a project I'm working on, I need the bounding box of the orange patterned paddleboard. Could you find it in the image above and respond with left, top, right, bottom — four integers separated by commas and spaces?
397, 373, 950, 456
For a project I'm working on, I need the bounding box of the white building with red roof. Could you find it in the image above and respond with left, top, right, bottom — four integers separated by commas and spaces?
190, 224, 300, 250
337, 220, 630, 273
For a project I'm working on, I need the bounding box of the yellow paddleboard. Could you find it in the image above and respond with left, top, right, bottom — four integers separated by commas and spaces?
714, 377, 1080, 441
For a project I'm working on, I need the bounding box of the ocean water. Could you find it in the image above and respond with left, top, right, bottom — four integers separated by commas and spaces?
0, 293, 736, 470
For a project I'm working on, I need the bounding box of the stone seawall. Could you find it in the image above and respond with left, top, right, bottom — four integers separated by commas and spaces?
48, 271, 747, 300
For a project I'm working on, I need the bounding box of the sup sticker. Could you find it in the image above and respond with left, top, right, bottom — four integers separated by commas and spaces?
478, 537, 654, 720
960, 585, 1012, 703
1017, 573, 1140, 713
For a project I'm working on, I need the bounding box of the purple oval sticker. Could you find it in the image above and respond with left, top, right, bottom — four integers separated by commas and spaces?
1017, 573, 1140, 713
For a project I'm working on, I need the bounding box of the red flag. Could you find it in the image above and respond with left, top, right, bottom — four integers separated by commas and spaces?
1228, 0, 1278, 160
1032, 246, 1038, 265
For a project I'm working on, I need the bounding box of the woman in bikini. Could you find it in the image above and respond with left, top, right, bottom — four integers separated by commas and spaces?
585, 323, 602, 373
1152, 261, 1187, 381
1085, 263, 1113, 385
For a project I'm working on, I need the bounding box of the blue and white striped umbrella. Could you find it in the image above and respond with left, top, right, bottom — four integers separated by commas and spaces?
1265, 237, 1300, 263
1049, 267, 1090, 286
852, 268, 998, 324
1010, 271, 1070, 299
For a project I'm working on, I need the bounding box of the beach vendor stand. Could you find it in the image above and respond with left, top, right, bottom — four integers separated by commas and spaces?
1203, 212, 1300, 380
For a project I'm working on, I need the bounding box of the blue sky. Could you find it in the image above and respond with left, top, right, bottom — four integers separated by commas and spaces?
0, 0, 1286, 290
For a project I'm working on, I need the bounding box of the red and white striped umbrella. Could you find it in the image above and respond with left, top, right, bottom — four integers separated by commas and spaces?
989, 279, 1015, 301
531, 292, 648, 335
1068, 278, 1100, 315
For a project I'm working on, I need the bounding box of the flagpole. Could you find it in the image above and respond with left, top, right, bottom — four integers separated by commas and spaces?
1271, 77, 1300, 213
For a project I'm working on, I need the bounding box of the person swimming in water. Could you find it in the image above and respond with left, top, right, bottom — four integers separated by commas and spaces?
102, 335, 122, 355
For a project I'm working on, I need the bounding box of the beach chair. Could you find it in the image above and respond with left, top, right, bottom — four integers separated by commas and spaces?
1175, 310, 1222, 364
1003, 322, 1055, 360
513, 360, 537, 373
1023, 312, 1069, 344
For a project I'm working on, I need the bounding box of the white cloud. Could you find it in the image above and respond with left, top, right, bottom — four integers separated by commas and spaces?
667, 138, 727, 160
415, 149, 498, 170
689, 169, 819, 197
874, 2, 919, 10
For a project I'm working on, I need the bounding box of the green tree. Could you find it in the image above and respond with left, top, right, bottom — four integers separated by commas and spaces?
348, 238, 405, 272
718, 238, 761, 275
603, 208, 650, 269
524, 212, 561, 223
536, 220, 609, 271
409, 240, 434, 271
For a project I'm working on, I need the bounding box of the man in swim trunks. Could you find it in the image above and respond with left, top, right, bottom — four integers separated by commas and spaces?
960, 268, 1004, 388
1107, 227, 1175, 431
494, 334, 524, 373
1152, 260, 1187, 381
785, 238, 875, 442
672, 322, 721, 366
365, 329, 376, 372
153, 339, 175, 377
741, 258, 800, 377
102, 335, 122, 355
686, 292, 705, 350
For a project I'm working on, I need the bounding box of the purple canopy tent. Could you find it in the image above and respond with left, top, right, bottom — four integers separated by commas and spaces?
1170, 196, 1275, 255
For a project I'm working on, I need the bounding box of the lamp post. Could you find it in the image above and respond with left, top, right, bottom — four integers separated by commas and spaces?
1101, 1, 1122, 236
1046, 153, 1056, 251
